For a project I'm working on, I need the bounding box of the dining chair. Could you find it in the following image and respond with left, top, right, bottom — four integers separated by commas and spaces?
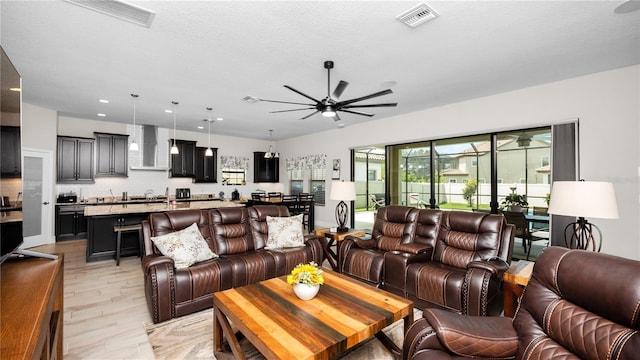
503, 211, 534, 260
281, 194, 298, 215
297, 193, 314, 231
266, 192, 283, 201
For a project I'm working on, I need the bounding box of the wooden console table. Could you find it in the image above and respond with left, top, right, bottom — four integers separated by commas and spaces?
503, 259, 534, 317
1, 254, 64, 359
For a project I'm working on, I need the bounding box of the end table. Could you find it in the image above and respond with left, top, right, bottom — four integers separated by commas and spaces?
313, 228, 365, 271
503, 260, 534, 317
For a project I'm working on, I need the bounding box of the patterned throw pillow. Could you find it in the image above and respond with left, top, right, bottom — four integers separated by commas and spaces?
151, 222, 218, 269
265, 214, 305, 249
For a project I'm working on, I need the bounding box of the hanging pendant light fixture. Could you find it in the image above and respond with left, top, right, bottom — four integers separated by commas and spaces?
205, 107, 213, 157
129, 93, 139, 151
264, 129, 279, 159
170, 101, 179, 155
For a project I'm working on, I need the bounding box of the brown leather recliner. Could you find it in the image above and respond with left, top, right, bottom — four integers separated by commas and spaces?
403, 247, 640, 360
141, 206, 324, 323
338, 206, 420, 286
403, 211, 514, 316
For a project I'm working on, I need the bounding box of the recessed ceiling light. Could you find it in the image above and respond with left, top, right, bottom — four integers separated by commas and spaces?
380, 80, 397, 88
9, 87, 21, 92
216, 117, 223, 121
97, 113, 106, 117
99, 99, 109, 103
164, 109, 173, 113
197, 125, 204, 130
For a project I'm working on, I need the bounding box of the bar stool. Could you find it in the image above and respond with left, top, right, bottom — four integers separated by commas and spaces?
113, 223, 143, 266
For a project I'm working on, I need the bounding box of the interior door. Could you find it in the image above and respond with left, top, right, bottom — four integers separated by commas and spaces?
21, 149, 53, 248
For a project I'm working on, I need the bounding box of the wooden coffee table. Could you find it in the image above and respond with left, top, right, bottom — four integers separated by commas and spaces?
213, 270, 413, 359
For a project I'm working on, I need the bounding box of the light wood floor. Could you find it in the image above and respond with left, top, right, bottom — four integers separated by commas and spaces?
30, 240, 156, 359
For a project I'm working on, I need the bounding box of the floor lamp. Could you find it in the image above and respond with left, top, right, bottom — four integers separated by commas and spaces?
330, 181, 356, 233
547, 181, 618, 252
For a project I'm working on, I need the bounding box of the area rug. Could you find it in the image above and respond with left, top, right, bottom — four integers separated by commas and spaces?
145, 308, 419, 359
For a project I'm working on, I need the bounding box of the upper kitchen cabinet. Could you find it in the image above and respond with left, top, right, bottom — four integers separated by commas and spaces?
254, 152, 279, 183
57, 136, 94, 183
193, 147, 217, 183
0, 126, 21, 178
95, 132, 128, 177
169, 139, 196, 177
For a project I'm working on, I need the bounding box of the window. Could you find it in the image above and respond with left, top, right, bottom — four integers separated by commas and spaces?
541, 156, 549, 167
367, 170, 376, 181
471, 158, 478, 166
310, 168, 325, 206
221, 169, 245, 185
289, 169, 303, 195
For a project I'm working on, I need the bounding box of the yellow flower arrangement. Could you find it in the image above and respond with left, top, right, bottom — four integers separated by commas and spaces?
287, 261, 325, 286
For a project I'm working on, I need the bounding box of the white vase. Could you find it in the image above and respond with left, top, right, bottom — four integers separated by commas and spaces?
293, 283, 320, 300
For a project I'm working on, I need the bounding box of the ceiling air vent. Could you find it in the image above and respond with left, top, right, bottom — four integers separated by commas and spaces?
64, 0, 156, 28
397, 3, 439, 28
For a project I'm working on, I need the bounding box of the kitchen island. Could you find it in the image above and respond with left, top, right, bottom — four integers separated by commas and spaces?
84, 200, 244, 262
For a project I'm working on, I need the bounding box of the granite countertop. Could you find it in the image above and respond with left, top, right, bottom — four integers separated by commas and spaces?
0, 210, 23, 224
84, 200, 244, 216
57, 194, 236, 206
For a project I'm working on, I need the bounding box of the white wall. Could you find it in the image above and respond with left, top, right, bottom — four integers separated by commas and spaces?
279, 65, 640, 260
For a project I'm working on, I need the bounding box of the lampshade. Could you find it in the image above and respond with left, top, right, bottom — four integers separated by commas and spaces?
547, 181, 619, 219
330, 181, 356, 201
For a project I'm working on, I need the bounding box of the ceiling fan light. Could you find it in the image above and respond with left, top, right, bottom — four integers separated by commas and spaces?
205, 147, 213, 157
322, 106, 336, 117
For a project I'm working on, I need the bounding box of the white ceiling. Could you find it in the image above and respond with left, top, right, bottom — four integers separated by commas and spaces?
1, 1, 638, 141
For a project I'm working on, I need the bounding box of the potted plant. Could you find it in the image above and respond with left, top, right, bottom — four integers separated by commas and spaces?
500, 189, 528, 212
287, 261, 325, 300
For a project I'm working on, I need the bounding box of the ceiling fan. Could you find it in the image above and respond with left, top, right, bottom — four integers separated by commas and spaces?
259, 60, 397, 121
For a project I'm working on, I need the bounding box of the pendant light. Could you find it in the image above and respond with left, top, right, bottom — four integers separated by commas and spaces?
264, 129, 279, 159
170, 101, 179, 155
205, 107, 213, 157
129, 94, 139, 151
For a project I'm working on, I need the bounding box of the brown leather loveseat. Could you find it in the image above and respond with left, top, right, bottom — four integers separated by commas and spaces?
141, 205, 324, 323
338, 206, 514, 316
403, 247, 640, 359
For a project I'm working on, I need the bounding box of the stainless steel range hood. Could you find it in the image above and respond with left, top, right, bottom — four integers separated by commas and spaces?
130, 125, 169, 171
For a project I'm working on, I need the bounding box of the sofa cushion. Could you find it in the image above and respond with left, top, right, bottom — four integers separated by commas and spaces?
151, 222, 218, 268
265, 214, 305, 249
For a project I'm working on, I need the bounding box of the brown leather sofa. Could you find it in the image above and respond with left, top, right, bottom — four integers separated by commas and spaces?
141, 205, 324, 323
338, 206, 514, 316
403, 247, 640, 360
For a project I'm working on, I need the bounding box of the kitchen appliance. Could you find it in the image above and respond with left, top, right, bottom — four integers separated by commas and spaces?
176, 188, 191, 199
57, 192, 78, 203
1, 196, 10, 208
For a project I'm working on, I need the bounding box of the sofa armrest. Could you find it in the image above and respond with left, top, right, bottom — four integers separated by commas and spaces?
142, 254, 175, 273
467, 256, 510, 277
344, 234, 377, 249
417, 308, 518, 358
395, 242, 432, 255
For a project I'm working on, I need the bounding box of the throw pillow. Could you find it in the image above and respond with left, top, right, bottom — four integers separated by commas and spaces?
265, 214, 305, 249
151, 222, 218, 269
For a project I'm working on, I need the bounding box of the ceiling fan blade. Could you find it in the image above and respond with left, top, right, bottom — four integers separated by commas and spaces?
331, 81, 349, 100
337, 89, 393, 106
269, 107, 316, 114
339, 109, 374, 117
300, 110, 320, 120
259, 98, 314, 106
341, 102, 397, 109
284, 85, 321, 103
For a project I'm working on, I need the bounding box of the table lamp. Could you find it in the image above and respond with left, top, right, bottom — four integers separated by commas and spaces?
547, 180, 618, 252
330, 180, 356, 233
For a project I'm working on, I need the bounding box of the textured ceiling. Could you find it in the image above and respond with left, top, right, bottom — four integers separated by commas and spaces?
1, 1, 638, 140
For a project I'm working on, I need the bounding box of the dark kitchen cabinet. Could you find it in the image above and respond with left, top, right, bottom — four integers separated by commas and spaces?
57, 136, 94, 183
0, 126, 21, 178
95, 132, 128, 177
55, 204, 88, 241
254, 151, 279, 183
86, 213, 148, 262
193, 147, 217, 183
169, 139, 196, 177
